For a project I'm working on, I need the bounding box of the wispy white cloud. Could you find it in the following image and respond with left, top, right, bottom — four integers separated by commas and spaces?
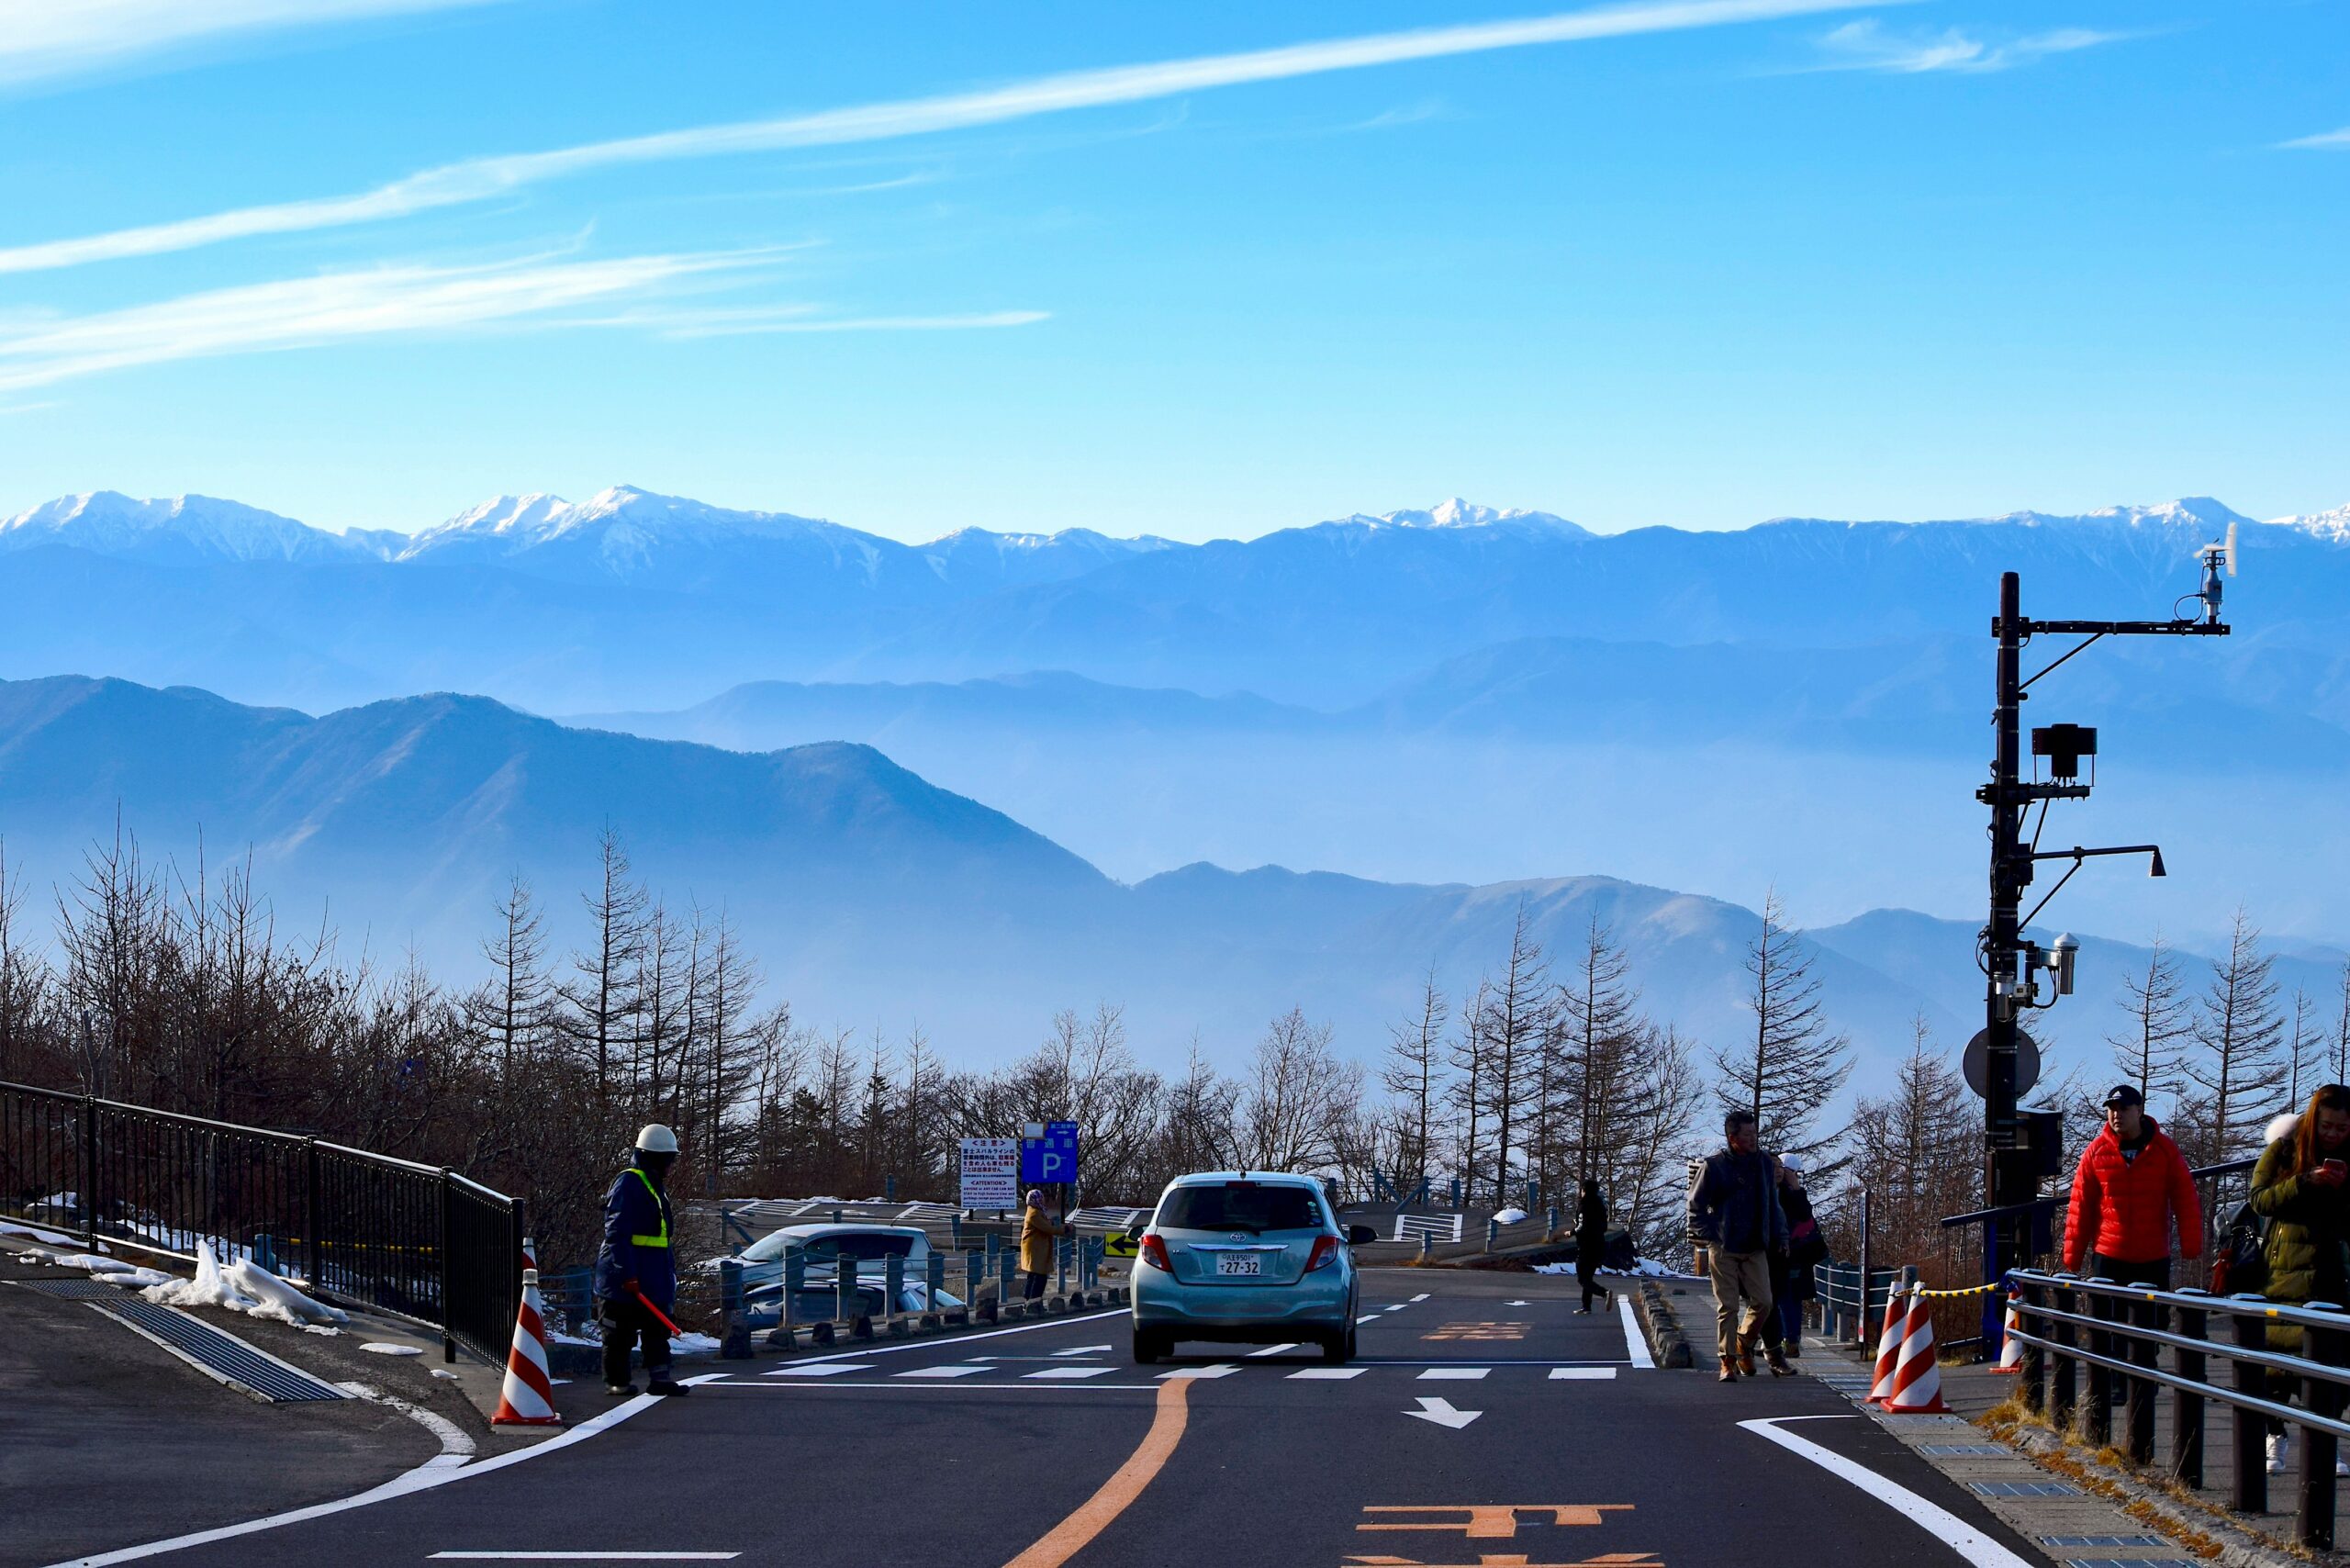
2279, 126, 2350, 151
0, 0, 1879, 276
0, 250, 771, 391
1809, 18, 2125, 73
0, 0, 509, 88
660, 310, 1051, 340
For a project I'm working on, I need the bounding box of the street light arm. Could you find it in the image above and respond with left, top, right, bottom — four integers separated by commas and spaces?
2015, 845, 2164, 933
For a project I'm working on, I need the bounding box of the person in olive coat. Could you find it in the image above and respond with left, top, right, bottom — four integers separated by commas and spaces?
2250, 1084, 2350, 1473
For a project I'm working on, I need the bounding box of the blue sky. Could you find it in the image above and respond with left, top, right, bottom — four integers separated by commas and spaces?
0, 0, 2343, 543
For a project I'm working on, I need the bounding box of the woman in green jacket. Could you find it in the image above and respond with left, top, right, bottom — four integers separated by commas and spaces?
2249, 1083, 2350, 1474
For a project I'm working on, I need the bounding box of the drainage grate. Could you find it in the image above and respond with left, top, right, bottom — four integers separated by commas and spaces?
11, 1277, 135, 1300
88, 1300, 350, 1403
1918, 1444, 2011, 1457
2040, 1539, 2166, 1549
2063, 1560, 2195, 1568
1970, 1480, 2082, 1498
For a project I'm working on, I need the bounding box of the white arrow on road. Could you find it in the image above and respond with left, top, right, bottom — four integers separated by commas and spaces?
1404, 1396, 1482, 1429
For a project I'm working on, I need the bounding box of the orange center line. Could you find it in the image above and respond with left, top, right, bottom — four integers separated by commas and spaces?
1002, 1376, 1192, 1568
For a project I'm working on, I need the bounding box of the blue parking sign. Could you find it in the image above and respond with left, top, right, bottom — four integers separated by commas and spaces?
1021, 1120, 1080, 1185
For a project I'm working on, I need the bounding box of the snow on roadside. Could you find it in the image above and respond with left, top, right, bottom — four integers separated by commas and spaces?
1492, 1207, 1530, 1225
141, 1238, 346, 1327
1, 1219, 77, 1247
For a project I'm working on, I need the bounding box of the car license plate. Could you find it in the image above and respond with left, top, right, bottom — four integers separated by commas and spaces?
1216, 1254, 1261, 1277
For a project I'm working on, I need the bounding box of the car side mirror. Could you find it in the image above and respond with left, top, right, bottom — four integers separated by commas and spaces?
1123, 1223, 1144, 1241
1346, 1225, 1377, 1246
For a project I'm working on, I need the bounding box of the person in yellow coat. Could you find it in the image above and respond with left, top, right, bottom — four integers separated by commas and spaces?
1020, 1188, 1069, 1300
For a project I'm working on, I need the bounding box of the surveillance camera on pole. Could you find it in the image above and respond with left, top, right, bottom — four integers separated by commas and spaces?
1973, 531, 2235, 1283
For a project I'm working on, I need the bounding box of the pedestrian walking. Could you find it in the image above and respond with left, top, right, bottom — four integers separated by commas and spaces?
1761, 1153, 1827, 1361
1020, 1188, 1069, 1301
2062, 1084, 2202, 1290
1573, 1178, 1610, 1315
2251, 1083, 2350, 1474
1689, 1109, 1788, 1382
596, 1124, 688, 1398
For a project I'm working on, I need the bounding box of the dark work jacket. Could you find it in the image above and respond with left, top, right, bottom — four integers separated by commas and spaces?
1772, 1185, 1828, 1302
1576, 1193, 1607, 1244
1690, 1148, 1788, 1255
594, 1160, 677, 1310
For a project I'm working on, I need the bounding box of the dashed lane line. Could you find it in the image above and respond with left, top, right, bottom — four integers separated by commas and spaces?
1417, 1367, 1490, 1380
767, 1363, 869, 1377
429, 1556, 740, 1562
1024, 1367, 1117, 1380
896, 1366, 989, 1379
1157, 1363, 1242, 1380
1287, 1368, 1366, 1380
1549, 1367, 1618, 1380
1740, 1417, 2035, 1568
1244, 1342, 1302, 1357
1355, 1314, 1381, 1324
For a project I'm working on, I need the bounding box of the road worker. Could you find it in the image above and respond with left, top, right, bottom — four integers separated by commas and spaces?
597, 1124, 687, 1397
1020, 1187, 1069, 1301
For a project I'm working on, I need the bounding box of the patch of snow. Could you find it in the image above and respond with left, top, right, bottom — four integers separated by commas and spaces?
140, 1238, 345, 1326
667, 1331, 722, 1356
1491, 1207, 1530, 1225
143, 1238, 260, 1314
0, 1220, 76, 1246
361, 1342, 424, 1356
225, 1258, 347, 1327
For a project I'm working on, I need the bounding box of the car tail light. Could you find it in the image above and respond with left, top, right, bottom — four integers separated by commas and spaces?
1305, 1235, 1339, 1272
1141, 1234, 1173, 1272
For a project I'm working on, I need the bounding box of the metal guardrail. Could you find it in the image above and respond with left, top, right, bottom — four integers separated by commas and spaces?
1814, 1262, 1896, 1340
2009, 1269, 2350, 1551
0, 1079, 522, 1365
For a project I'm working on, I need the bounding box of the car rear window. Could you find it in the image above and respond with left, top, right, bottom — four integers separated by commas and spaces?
1158, 1182, 1326, 1233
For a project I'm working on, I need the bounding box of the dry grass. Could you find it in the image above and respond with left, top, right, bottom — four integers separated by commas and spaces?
1972, 1398, 2243, 1562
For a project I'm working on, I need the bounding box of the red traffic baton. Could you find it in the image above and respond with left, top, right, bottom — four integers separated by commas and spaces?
632, 1287, 682, 1338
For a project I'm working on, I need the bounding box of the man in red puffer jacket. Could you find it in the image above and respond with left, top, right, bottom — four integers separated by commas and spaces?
2063, 1083, 2203, 1287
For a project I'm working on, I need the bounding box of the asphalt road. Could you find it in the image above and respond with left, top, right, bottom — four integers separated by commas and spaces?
56, 1269, 2048, 1568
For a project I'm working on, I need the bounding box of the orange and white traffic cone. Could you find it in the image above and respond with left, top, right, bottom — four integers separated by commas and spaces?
1880, 1290, 1951, 1414
1990, 1292, 2024, 1374
1863, 1286, 1908, 1405
491, 1265, 562, 1427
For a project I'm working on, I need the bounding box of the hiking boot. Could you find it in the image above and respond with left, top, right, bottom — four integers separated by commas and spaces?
1736, 1331, 1757, 1378
605, 1382, 637, 1397
646, 1377, 690, 1396
1718, 1356, 1739, 1383
1765, 1345, 1794, 1377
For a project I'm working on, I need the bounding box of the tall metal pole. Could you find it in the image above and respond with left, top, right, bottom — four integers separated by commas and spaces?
1986, 572, 2029, 1274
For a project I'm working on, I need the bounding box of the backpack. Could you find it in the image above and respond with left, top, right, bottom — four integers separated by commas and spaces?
2210, 1201, 2268, 1297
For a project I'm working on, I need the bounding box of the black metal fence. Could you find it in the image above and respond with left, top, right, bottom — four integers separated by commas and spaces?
2009, 1269, 2350, 1551
0, 1079, 522, 1364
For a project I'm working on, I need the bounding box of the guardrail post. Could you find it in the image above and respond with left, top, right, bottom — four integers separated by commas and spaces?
2126, 1292, 2160, 1465
1056, 1238, 1069, 1299
777, 1248, 802, 1345
835, 1251, 858, 1329
951, 1214, 963, 1249
2084, 1282, 2113, 1449
998, 1247, 1014, 1309
80, 1094, 96, 1250
2050, 1277, 2077, 1433
2173, 1289, 2208, 1489
437, 1168, 456, 1363
965, 1248, 982, 1316
304, 1137, 321, 1291
1547, 1205, 1560, 1239
1419, 1232, 1433, 1263
1484, 1217, 1497, 1253
2019, 1278, 2043, 1417
2232, 1303, 2268, 1515
884, 1254, 906, 1334
925, 1250, 946, 1318
2299, 1305, 2345, 1551
720, 1260, 751, 1359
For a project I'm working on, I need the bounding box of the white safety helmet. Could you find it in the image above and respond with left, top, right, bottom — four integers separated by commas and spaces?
635, 1124, 680, 1155
1779, 1152, 1805, 1175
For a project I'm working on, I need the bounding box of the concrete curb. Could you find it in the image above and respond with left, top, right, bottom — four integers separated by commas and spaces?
1634, 1281, 1695, 1370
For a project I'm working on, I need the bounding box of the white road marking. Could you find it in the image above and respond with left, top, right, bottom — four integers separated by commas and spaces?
1549, 1367, 1618, 1380
334, 1383, 473, 1462
1355, 1314, 1380, 1323
707, 1381, 1161, 1393
1382, 1305, 1404, 1313
1024, 1366, 1116, 1380
1052, 1344, 1113, 1357
1287, 1368, 1366, 1380
1417, 1367, 1489, 1380
754, 1307, 1125, 1374
1244, 1342, 1301, 1357
767, 1363, 869, 1377
1740, 1417, 2036, 1568
1617, 1294, 1654, 1369
1409, 1293, 1430, 1303
896, 1366, 989, 1379
47, 1395, 666, 1565
1404, 1395, 1481, 1428
429, 1556, 739, 1562
1157, 1363, 1241, 1380
1505, 1299, 1530, 1306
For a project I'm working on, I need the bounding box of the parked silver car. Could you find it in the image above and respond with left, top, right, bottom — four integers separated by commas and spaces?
727, 1223, 960, 1321
1129, 1171, 1374, 1363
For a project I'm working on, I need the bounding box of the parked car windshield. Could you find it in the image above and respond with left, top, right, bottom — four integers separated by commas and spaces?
1158, 1182, 1326, 1234
740, 1229, 916, 1264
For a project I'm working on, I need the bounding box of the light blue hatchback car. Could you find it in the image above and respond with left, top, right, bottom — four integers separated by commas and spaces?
1128, 1170, 1376, 1364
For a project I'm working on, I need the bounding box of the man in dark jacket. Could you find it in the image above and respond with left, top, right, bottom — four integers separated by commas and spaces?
1689, 1109, 1788, 1382
597, 1124, 687, 1397
2063, 1084, 2202, 1288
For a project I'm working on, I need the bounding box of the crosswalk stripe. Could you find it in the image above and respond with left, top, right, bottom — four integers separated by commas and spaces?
767, 1363, 870, 1377
1548, 1367, 1618, 1380
1024, 1367, 1116, 1380
1417, 1367, 1489, 1380
1244, 1342, 1301, 1357
1158, 1363, 1241, 1380
897, 1366, 988, 1379
1286, 1368, 1366, 1380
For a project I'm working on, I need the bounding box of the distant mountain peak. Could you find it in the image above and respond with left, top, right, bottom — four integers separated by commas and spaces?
0, 490, 365, 564
2272, 502, 2350, 543
1331, 498, 1591, 536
